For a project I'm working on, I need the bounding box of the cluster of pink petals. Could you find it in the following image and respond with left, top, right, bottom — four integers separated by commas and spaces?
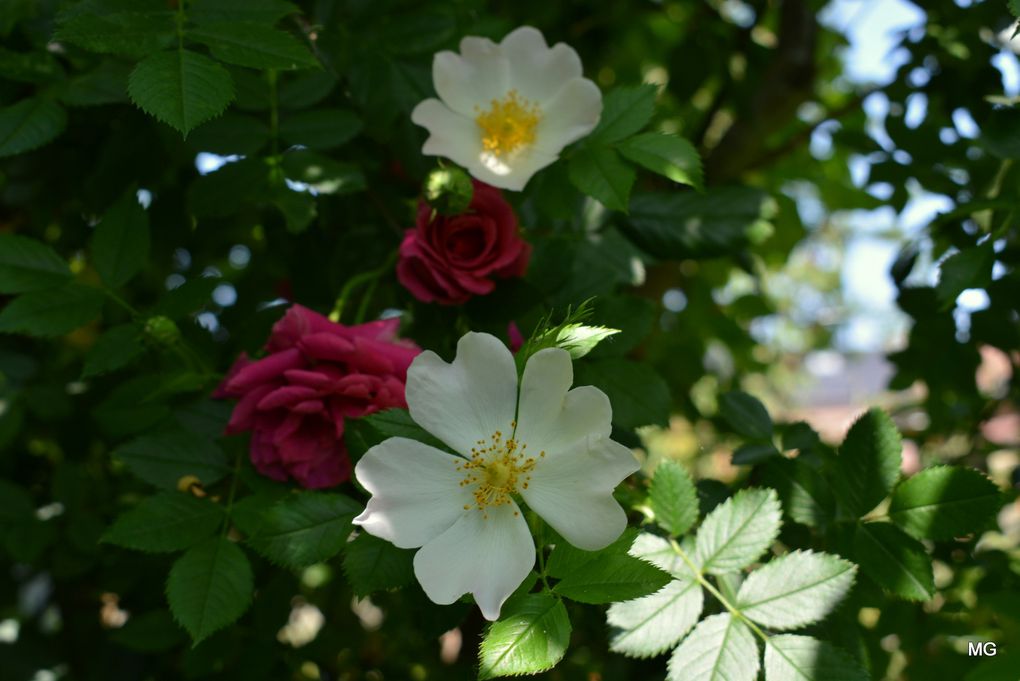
217, 305, 420, 489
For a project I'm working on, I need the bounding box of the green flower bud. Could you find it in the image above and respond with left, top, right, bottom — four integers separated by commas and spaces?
144, 316, 181, 346
423, 166, 474, 215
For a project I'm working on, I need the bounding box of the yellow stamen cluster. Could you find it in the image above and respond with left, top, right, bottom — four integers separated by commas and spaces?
475, 89, 541, 158
456, 425, 543, 518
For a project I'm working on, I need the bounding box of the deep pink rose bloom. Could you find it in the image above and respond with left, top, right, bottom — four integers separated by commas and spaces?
217, 305, 420, 489
397, 180, 531, 305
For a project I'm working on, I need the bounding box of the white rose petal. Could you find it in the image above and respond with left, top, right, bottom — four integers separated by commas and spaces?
404, 331, 518, 457
411, 25, 603, 191
352, 437, 472, 549
413, 502, 535, 621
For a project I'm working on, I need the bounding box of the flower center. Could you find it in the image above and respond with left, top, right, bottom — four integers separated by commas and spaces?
456, 426, 544, 517
475, 90, 541, 158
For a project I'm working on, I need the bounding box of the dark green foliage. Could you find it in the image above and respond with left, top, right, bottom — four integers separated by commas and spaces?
832, 409, 902, 517
91, 189, 151, 288
103, 491, 224, 552
244, 492, 360, 568
0, 235, 70, 293
0, 0, 1016, 678
342, 532, 415, 596
649, 460, 699, 536
166, 537, 254, 643
853, 522, 935, 601
889, 466, 1002, 539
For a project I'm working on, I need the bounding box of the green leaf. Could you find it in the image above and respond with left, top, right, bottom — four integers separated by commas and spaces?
103, 492, 223, 553
0, 97, 67, 158
666, 613, 759, 681
270, 187, 318, 233
60, 61, 132, 107
128, 49, 234, 137
628, 532, 692, 577
246, 492, 361, 568
546, 528, 636, 579
735, 550, 856, 630
92, 190, 150, 288
574, 358, 670, 429
381, 9, 458, 56
607, 576, 703, 658
0, 479, 35, 526
279, 108, 362, 149
732, 442, 781, 465
588, 295, 656, 358
588, 85, 657, 144
187, 23, 318, 70
965, 650, 1020, 681
342, 532, 415, 596
478, 593, 571, 680
718, 391, 773, 440
82, 324, 145, 379
981, 108, 1020, 158
527, 322, 620, 362
166, 537, 253, 644
618, 133, 703, 190
853, 522, 934, 601
694, 488, 782, 575
346, 408, 447, 460
109, 610, 187, 652
0, 47, 64, 84
568, 147, 636, 212
0, 234, 70, 293
189, 0, 299, 24
0, 283, 105, 337
188, 158, 268, 217
281, 150, 366, 195
279, 71, 337, 109
764, 635, 869, 681
935, 244, 995, 308
782, 422, 821, 453
153, 276, 219, 319
832, 408, 902, 517
888, 465, 1001, 540
760, 458, 835, 528
623, 187, 773, 259
553, 551, 673, 604
112, 428, 230, 489
54, 0, 176, 57
650, 460, 699, 537
187, 113, 270, 155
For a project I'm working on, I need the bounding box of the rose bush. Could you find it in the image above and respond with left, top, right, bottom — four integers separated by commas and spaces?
217, 305, 420, 488
397, 180, 531, 305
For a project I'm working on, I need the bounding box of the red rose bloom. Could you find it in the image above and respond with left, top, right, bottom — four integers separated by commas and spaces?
217, 305, 420, 489
397, 180, 531, 305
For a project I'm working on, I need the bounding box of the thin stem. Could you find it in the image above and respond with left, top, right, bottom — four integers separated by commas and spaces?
267, 69, 280, 158
669, 538, 770, 644
220, 448, 244, 537
531, 514, 553, 592
101, 287, 139, 318
330, 251, 397, 323
353, 277, 380, 325
175, 0, 186, 49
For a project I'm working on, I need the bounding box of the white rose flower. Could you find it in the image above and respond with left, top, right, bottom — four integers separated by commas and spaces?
353, 332, 638, 620
410, 26, 603, 191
